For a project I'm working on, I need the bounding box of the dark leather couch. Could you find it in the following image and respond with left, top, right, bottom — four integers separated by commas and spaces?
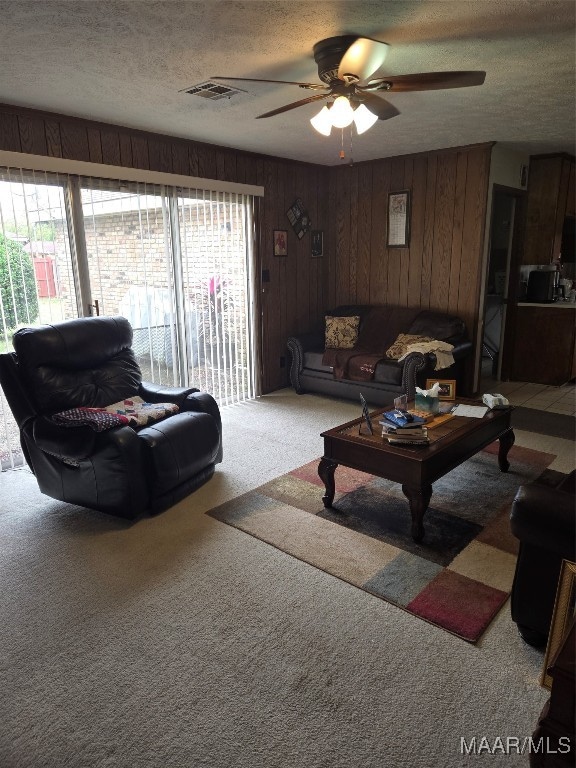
287, 304, 472, 405
510, 470, 576, 647
0, 316, 223, 519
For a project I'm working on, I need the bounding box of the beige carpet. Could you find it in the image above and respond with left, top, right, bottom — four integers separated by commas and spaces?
0, 389, 574, 768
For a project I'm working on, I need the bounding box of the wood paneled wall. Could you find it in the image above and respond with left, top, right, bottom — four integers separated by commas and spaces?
326, 145, 492, 337
0, 104, 491, 394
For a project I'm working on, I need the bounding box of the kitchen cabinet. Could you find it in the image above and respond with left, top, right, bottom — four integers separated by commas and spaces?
523, 154, 575, 265
511, 304, 576, 385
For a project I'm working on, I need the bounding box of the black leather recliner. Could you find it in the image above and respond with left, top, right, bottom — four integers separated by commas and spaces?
510, 470, 576, 647
0, 316, 223, 519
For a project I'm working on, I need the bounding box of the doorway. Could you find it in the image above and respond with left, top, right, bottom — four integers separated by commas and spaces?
480, 185, 525, 384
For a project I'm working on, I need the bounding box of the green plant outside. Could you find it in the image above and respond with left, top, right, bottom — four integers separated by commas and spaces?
0, 233, 39, 338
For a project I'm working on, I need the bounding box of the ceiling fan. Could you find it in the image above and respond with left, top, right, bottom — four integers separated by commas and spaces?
212, 35, 486, 135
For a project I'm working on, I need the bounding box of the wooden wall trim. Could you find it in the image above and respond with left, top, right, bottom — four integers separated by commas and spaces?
0, 149, 264, 197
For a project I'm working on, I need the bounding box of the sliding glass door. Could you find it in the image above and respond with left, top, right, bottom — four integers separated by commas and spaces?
80, 180, 256, 402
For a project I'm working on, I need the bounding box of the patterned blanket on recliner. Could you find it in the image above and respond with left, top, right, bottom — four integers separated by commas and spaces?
51, 396, 179, 432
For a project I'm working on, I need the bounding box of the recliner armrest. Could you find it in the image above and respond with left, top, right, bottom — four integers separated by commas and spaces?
33, 417, 97, 460
185, 392, 223, 463
139, 381, 199, 407
510, 484, 576, 556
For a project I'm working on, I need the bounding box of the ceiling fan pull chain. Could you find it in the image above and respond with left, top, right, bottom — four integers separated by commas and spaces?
349, 125, 354, 166
339, 129, 345, 160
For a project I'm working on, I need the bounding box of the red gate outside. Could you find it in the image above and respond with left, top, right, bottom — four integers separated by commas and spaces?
33, 256, 57, 298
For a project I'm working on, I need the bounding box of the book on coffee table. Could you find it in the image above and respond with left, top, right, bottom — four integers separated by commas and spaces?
380, 411, 427, 429
382, 424, 427, 435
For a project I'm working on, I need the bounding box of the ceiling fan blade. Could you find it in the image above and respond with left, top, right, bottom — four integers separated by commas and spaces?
211, 76, 327, 90
375, 71, 486, 92
256, 93, 331, 119
359, 93, 400, 121
338, 37, 389, 83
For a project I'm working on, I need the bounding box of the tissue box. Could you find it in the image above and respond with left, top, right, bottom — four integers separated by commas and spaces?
415, 393, 440, 414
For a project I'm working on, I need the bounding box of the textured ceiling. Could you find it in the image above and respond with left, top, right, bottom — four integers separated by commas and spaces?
0, 0, 574, 166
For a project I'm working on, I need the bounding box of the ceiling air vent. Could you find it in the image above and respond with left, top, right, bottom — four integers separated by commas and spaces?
182, 81, 244, 100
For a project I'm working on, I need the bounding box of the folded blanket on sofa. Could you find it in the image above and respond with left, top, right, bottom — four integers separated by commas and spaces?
51, 397, 179, 432
398, 340, 455, 370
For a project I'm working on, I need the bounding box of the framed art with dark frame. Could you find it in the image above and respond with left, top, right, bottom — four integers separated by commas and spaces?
273, 230, 288, 257
359, 393, 374, 435
426, 379, 457, 400
541, 559, 576, 690
387, 190, 411, 248
311, 230, 323, 258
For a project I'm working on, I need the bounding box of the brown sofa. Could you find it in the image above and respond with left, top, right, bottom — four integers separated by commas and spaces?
287, 304, 472, 405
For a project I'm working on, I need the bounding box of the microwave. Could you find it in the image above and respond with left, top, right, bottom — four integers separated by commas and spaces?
526, 269, 557, 303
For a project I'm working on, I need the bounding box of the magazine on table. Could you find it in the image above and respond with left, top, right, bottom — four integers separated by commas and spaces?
380, 410, 427, 429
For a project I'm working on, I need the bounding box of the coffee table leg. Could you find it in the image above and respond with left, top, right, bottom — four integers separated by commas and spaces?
402, 484, 433, 543
498, 428, 515, 472
318, 457, 338, 508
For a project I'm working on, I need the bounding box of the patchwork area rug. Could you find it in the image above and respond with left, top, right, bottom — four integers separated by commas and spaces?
207, 444, 558, 643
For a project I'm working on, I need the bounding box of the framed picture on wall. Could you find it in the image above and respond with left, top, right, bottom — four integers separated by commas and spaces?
273, 230, 288, 257
311, 230, 323, 258
387, 190, 411, 247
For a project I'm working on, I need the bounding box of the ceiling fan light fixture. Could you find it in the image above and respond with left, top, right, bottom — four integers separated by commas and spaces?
310, 105, 333, 136
353, 103, 379, 134
330, 95, 354, 128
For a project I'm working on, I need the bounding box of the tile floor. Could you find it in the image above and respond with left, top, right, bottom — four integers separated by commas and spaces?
479, 359, 576, 416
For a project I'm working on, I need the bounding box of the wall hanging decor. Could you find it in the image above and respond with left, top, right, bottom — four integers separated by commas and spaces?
286, 198, 311, 239
273, 229, 288, 256
387, 190, 411, 247
311, 230, 323, 257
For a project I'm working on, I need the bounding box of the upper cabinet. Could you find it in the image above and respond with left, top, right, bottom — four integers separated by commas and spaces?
523, 154, 575, 265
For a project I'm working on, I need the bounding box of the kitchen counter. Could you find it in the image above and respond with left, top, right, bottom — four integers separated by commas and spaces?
518, 301, 576, 309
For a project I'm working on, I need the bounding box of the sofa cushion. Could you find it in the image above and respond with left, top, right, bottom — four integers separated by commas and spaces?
303, 350, 333, 373
357, 306, 420, 352
408, 310, 465, 340
325, 315, 360, 349
385, 333, 434, 360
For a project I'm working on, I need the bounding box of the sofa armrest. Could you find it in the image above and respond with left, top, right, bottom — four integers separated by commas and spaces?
288, 332, 324, 354
139, 381, 199, 407
287, 333, 324, 394
401, 352, 429, 400
185, 392, 223, 463
510, 484, 576, 556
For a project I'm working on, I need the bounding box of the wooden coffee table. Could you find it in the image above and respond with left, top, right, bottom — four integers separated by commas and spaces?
318, 400, 514, 543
